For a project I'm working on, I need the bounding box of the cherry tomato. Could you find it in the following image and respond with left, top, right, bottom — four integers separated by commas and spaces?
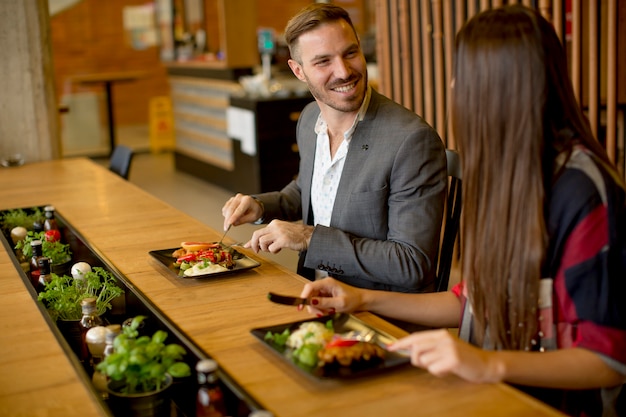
44, 229, 61, 242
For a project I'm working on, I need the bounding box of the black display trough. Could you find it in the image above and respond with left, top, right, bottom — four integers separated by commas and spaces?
0, 205, 262, 417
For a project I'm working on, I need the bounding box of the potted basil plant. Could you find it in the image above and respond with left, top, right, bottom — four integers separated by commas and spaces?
96, 316, 191, 417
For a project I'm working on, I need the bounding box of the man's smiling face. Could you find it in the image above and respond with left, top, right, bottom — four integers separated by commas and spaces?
288, 20, 368, 115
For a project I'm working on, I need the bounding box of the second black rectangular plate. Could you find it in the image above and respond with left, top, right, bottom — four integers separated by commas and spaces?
251, 313, 410, 379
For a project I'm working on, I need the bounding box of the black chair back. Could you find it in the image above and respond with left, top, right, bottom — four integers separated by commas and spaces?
436, 149, 462, 292
109, 145, 134, 180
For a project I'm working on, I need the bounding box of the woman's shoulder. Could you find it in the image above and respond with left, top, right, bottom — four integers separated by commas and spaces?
548, 146, 626, 249
552, 146, 623, 208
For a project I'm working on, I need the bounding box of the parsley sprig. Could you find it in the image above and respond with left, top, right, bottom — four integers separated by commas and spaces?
15, 230, 72, 265
0, 207, 43, 233
37, 266, 125, 321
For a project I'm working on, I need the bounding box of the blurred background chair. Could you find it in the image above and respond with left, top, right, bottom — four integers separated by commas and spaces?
108, 144, 134, 180
436, 149, 462, 292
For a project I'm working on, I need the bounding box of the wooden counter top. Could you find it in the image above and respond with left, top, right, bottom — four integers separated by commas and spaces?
0, 158, 566, 417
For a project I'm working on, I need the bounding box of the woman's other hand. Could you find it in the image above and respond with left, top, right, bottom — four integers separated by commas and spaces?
388, 329, 504, 384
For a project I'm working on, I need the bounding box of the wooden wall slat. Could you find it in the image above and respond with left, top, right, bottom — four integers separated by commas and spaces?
571, 0, 582, 103
468, 0, 477, 18
432, 1, 446, 136
607, 0, 618, 163
588, 0, 599, 135
376, 0, 392, 95
411, 2, 424, 116
538, 0, 552, 20
421, 0, 435, 127
553, 0, 563, 41
443, 0, 455, 148
456, 0, 465, 32
390, 0, 403, 103
399, 0, 413, 110
376, 0, 622, 166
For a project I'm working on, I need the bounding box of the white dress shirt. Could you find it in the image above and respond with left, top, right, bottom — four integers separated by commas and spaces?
311, 86, 371, 278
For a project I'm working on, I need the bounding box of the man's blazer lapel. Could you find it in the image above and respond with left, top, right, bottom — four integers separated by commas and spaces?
330, 92, 381, 225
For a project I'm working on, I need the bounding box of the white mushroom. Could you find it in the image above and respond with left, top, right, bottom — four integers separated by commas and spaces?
71, 262, 92, 280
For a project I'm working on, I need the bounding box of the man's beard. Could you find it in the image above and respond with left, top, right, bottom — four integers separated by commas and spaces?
305, 73, 368, 113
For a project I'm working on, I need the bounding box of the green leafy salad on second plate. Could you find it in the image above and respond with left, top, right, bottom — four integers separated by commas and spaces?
264, 319, 386, 369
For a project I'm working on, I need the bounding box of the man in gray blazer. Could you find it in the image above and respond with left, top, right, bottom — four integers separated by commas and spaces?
222, 3, 446, 293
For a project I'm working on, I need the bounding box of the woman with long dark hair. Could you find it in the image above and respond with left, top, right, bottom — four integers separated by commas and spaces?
297, 6, 626, 415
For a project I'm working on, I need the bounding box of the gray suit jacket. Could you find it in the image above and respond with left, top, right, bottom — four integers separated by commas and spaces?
255, 89, 446, 292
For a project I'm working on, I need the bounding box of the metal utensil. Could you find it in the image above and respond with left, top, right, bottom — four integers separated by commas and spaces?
340, 329, 376, 343
218, 224, 232, 246
267, 292, 310, 306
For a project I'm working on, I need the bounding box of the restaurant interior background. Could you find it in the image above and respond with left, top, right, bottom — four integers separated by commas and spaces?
1, 0, 624, 165
1, 3, 624, 416
0, 0, 624, 193
48, 0, 361, 159
0, 0, 623, 280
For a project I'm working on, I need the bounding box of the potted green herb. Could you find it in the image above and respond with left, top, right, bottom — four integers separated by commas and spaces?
37, 266, 125, 321
37, 265, 125, 359
15, 230, 72, 268
0, 207, 43, 233
97, 316, 191, 417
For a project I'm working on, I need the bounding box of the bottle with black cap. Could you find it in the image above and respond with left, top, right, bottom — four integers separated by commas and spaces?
43, 205, 59, 231
196, 358, 227, 417
36, 257, 52, 293
79, 297, 103, 371
29, 239, 44, 287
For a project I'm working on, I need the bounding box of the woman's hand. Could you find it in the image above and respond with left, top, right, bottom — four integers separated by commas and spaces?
388, 329, 504, 383
298, 277, 367, 316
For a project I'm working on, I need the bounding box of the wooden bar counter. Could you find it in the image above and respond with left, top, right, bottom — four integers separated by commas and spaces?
0, 158, 565, 417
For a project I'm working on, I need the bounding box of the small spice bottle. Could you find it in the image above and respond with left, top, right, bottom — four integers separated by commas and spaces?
43, 205, 59, 231
32, 219, 43, 233
196, 359, 228, 417
29, 240, 44, 287
36, 257, 52, 293
79, 297, 103, 371
92, 324, 122, 399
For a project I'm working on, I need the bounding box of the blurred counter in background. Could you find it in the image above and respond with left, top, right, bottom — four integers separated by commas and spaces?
166, 62, 312, 194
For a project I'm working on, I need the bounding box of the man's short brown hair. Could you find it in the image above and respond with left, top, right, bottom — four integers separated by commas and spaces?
284, 3, 358, 63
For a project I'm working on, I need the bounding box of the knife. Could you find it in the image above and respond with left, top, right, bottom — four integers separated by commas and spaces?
267, 292, 310, 306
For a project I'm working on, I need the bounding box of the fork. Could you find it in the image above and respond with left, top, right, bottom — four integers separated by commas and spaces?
218, 224, 232, 246
340, 329, 376, 343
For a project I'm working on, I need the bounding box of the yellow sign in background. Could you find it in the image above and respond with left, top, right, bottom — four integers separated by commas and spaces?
149, 96, 175, 152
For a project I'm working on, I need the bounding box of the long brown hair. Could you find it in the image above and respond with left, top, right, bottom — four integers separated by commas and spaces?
451, 5, 613, 350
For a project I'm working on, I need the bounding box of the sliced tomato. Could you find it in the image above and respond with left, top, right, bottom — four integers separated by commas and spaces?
325, 339, 359, 348
196, 250, 216, 262
176, 253, 198, 263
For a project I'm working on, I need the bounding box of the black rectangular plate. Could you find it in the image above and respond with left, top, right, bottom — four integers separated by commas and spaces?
250, 313, 410, 379
149, 247, 261, 279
